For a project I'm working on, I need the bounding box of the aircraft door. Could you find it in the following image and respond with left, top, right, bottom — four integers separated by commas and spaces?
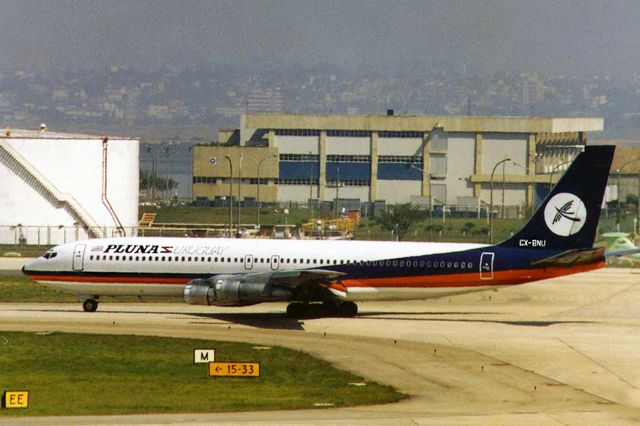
72, 244, 86, 271
479, 252, 494, 280
244, 255, 254, 270
270, 255, 280, 271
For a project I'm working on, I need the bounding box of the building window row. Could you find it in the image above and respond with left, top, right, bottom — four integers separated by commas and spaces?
248, 178, 269, 185
274, 129, 427, 139
279, 153, 319, 162
275, 129, 321, 136
327, 179, 370, 187
378, 131, 423, 138
278, 154, 422, 163
277, 179, 320, 185
326, 155, 371, 163
326, 130, 371, 137
378, 155, 423, 164
193, 176, 218, 184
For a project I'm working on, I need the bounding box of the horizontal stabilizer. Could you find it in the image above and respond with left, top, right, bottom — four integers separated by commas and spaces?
604, 247, 640, 259
530, 247, 604, 268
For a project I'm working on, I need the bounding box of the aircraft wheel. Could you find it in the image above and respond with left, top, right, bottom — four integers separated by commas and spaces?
339, 301, 358, 317
82, 299, 99, 312
286, 302, 307, 318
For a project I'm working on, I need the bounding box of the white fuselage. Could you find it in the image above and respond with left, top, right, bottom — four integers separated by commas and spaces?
23, 237, 492, 301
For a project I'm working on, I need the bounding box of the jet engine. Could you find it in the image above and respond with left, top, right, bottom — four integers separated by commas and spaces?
183, 274, 293, 306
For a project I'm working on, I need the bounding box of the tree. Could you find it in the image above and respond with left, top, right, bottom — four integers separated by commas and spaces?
373, 203, 426, 241
139, 170, 178, 191
462, 222, 475, 236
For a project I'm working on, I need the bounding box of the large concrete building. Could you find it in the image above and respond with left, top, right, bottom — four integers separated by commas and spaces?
0, 128, 139, 244
193, 113, 603, 215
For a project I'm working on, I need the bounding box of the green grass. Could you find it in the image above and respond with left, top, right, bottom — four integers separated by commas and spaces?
0, 332, 404, 416
141, 205, 330, 226
0, 275, 182, 303
0, 245, 53, 257
142, 206, 528, 242
0, 275, 76, 303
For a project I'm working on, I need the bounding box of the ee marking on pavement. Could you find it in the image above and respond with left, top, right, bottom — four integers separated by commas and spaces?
208, 362, 260, 377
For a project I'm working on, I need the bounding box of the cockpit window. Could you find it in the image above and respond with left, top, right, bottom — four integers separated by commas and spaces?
43, 252, 57, 260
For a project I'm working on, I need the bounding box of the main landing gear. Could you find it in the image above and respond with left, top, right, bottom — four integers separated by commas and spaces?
286, 301, 358, 318
82, 298, 99, 312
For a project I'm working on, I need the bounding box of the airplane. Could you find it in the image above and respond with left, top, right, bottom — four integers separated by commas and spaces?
600, 232, 640, 265
22, 145, 632, 318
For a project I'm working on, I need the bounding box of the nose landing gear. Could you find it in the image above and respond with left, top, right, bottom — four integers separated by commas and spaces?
82, 298, 99, 312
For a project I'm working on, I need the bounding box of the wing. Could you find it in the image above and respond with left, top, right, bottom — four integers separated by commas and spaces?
530, 247, 604, 267
265, 269, 345, 286
248, 268, 347, 301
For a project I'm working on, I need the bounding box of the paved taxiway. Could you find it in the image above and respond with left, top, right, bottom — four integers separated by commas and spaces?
1, 268, 640, 425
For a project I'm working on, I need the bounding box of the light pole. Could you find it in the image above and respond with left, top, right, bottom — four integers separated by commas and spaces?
511, 160, 536, 214
208, 155, 233, 237
411, 164, 433, 241
490, 157, 511, 244
548, 160, 572, 192
237, 154, 244, 237
145, 145, 154, 202
164, 143, 172, 202
501, 160, 507, 219
309, 151, 315, 221
243, 154, 277, 228
326, 166, 343, 218
335, 165, 341, 218
223, 155, 233, 237
615, 159, 640, 232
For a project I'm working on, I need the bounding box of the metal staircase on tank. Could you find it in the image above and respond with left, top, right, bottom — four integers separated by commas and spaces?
0, 140, 105, 239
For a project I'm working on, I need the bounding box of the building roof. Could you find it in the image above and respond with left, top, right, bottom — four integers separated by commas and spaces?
0, 128, 139, 140
244, 113, 603, 134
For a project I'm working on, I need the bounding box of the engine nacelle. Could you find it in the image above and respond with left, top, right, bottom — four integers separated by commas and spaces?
183, 274, 293, 307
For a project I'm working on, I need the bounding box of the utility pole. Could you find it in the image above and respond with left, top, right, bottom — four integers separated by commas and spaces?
223, 156, 233, 237
501, 160, 506, 219
489, 157, 511, 243
237, 154, 244, 237
164, 143, 171, 202
335, 165, 341, 218
243, 154, 277, 229
309, 151, 314, 221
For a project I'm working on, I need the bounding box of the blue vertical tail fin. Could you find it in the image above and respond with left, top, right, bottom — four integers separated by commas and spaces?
499, 145, 614, 251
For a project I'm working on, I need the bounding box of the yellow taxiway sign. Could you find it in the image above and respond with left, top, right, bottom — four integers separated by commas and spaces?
3, 391, 29, 408
208, 362, 260, 377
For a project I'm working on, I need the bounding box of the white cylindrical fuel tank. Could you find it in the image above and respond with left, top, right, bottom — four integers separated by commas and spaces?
0, 129, 139, 244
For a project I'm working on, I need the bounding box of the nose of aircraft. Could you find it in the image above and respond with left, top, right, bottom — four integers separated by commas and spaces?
22, 257, 43, 276
22, 259, 35, 275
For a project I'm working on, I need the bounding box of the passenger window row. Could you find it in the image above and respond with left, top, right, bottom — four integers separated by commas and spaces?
86, 255, 473, 270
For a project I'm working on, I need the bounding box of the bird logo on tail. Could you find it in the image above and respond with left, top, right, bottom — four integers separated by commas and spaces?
544, 193, 587, 237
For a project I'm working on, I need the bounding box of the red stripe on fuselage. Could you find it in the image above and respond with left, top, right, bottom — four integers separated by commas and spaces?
23, 274, 190, 285
25, 261, 604, 289
341, 261, 605, 288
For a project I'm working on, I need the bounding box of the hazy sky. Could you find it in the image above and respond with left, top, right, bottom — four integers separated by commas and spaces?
1, 0, 639, 76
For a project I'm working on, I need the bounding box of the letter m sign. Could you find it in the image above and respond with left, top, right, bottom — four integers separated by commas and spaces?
194, 349, 215, 364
